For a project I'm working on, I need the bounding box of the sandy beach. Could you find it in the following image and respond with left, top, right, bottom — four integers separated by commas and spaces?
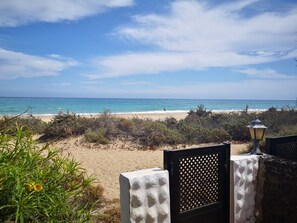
33, 109, 252, 123
34, 111, 189, 123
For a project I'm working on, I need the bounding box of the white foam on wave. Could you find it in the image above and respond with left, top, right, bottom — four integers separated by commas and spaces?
114, 110, 188, 115
20, 108, 270, 116
212, 109, 267, 113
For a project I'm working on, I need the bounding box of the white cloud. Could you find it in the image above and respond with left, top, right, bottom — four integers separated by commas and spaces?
46, 82, 71, 87
88, 0, 297, 79
0, 48, 78, 79
88, 50, 296, 79
239, 68, 294, 79
120, 81, 152, 85
80, 81, 102, 85
0, 0, 134, 27
78, 79, 297, 100
119, 0, 296, 52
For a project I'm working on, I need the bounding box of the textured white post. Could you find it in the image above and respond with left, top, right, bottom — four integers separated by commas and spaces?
120, 168, 171, 223
230, 155, 260, 223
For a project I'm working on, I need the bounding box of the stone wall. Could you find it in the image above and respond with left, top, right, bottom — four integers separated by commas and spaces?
120, 168, 170, 223
230, 155, 260, 223
257, 155, 297, 223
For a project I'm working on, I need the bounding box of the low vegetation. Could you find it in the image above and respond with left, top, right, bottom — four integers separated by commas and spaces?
0, 105, 296, 222
1, 105, 297, 148
0, 115, 46, 135
0, 128, 120, 222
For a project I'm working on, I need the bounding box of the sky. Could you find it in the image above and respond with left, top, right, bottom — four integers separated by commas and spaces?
0, 0, 296, 100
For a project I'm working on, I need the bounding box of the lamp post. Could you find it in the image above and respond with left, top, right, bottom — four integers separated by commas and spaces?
247, 118, 267, 155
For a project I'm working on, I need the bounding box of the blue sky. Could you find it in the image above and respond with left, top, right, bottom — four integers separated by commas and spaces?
0, 0, 296, 99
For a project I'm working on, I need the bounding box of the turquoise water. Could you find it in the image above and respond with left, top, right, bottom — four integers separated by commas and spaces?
0, 97, 295, 115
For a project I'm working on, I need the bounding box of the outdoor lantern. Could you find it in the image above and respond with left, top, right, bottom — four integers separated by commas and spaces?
247, 118, 267, 155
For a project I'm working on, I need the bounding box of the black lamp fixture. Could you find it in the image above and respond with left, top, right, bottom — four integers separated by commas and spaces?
247, 118, 267, 155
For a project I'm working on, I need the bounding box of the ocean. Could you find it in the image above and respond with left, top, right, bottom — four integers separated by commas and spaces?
0, 97, 295, 116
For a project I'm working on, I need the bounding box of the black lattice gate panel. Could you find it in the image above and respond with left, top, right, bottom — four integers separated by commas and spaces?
266, 135, 297, 162
179, 154, 219, 212
164, 144, 230, 223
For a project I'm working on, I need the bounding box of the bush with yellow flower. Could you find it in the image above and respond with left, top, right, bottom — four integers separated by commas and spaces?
0, 128, 100, 222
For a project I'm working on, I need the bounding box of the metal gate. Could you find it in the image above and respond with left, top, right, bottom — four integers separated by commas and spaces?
266, 135, 297, 162
164, 144, 230, 223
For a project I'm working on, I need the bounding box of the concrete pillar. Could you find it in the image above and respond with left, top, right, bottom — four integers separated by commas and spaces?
119, 168, 171, 223
230, 155, 260, 223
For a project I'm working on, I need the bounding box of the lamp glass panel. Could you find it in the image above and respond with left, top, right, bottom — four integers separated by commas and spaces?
255, 128, 265, 140
249, 128, 255, 139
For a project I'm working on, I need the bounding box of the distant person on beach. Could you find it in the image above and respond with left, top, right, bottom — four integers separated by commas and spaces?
163, 107, 166, 111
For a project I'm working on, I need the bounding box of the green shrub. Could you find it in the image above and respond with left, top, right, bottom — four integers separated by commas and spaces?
207, 128, 232, 143
163, 117, 179, 129
177, 122, 231, 144
84, 128, 110, 144
0, 128, 102, 222
188, 104, 212, 117
259, 107, 297, 135
0, 116, 47, 135
41, 114, 90, 140
275, 125, 297, 137
96, 116, 120, 139
137, 121, 183, 147
223, 119, 250, 141
117, 118, 137, 137
177, 122, 203, 144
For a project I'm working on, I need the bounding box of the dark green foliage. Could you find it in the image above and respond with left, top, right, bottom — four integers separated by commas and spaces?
84, 128, 110, 144
183, 111, 252, 142
177, 122, 203, 144
95, 112, 121, 138
278, 125, 297, 136
163, 117, 179, 129
41, 114, 91, 140
182, 106, 297, 143
137, 121, 183, 147
117, 118, 137, 136
177, 122, 231, 143
0, 116, 47, 135
222, 116, 251, 141
207, 128, 232, 143
258, 107, 297, 137
188, 104, 212, 117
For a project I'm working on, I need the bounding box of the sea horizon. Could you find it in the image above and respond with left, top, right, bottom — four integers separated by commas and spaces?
1, 96, 296, 100
0, 97, 296, 116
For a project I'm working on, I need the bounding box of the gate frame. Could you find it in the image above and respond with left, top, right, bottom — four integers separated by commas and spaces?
164, 143, 230, 223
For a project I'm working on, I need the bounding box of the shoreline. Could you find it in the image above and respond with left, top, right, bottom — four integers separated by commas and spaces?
36, 111, 190, 122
